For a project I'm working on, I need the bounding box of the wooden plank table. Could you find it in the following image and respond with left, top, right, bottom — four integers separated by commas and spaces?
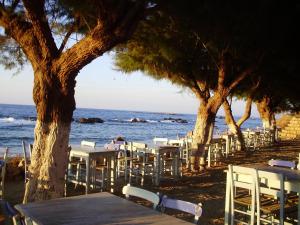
69, 146, 119, 194
15, 192, 193, 225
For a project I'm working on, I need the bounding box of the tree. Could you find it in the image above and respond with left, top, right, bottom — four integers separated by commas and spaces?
115, 1, 286, 164
0, 0, 152, 202
222, 79, 260, 151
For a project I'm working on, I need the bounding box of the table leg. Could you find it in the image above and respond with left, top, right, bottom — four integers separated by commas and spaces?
224, 171, 231, 225
154, 154, 160, 186
298, 193, 300, 225
86, 157, 90, 195
110, 155, 116, 193
107, 155, 112, 191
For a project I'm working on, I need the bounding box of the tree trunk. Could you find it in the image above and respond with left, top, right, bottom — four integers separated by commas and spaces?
256, 96, 275, 130
192, 94, 224, 150
23, 69, 76, 203
192, 105, 216, 150
223, 99, 246, 151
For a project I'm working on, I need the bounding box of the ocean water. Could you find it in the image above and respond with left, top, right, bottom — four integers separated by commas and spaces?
0, 104, 261, 155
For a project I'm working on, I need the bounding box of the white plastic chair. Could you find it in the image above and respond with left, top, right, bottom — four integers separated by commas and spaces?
160, 195, 202, 224
122, 183, 160, 209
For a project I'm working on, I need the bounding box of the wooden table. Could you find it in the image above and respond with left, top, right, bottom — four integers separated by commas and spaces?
15, 192, 193, 225
69, 146, 119, 194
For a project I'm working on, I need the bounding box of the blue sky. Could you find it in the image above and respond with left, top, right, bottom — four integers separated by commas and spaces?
0, 53, 259, 117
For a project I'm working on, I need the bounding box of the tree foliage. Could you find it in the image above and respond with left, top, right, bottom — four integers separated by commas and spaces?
115, 0, 300, 104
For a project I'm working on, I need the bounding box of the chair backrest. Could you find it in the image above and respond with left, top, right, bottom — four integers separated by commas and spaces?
0, 148, 9, 199
153, 137, 169, 146
268, 159, 295, 169
104, 143, 120, 150
228, 165, 258, 225
132, 142, 147, 149
161, 196, 202, 224
168, 139, 184, 146
81, 140, 96, 148
122, 184, 160, 210
21, 140, 31, 164
256, 170, 285, 225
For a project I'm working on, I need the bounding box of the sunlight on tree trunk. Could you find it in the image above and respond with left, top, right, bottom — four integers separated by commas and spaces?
24, 121, 71, 202
223, 99, 246, 151
23, 70, 76, 202
256, 96, 275, 129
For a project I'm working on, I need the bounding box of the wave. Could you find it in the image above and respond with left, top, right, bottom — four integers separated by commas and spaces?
0, 117, 35, 125
0, 117, 15, 122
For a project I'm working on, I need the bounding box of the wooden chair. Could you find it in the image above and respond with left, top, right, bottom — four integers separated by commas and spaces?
256, 170, 291, 225
81, 140, 96, 148
122, 183, 160, 210
227, 165, 258, 225
0, 148, 8, 199
160, 195, 202, 224
268, 159, 296, 169
21, 141, 31, 183
1, 200, 24, 225
153, 137, 168, 146
129, 142, 154, 186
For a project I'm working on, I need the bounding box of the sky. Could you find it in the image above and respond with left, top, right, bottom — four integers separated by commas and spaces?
0, 53, 259, 117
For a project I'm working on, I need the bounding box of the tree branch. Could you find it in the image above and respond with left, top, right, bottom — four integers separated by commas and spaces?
227, 66, 255, 92
58, 24, 76, 54
236, 96, 252, 127
56, 1, 146, 79
22, 0, 58, 59
0, 3, 43, 65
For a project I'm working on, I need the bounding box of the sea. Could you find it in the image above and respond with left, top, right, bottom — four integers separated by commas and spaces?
0, 104, 261, 156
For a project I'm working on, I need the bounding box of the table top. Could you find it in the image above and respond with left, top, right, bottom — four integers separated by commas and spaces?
15, 192, 193, 225
70, 146, 118, 157
245, 163, 300, 181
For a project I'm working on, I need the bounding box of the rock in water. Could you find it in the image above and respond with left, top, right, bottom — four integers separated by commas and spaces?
130, 118, 147, 123
162, 117, 188, 123
77, 117, 104, 124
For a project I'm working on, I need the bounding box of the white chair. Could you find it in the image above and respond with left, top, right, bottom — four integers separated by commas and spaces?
160, 195, 202, 224
122, 183, 160, 209
81, 140, 96, 148
226, 165, 258, 225
0, 148, 9, 199
129, 142, 153, 186
226, 164, 296, 225
21, 140, 31, 184
153, 137, 168, 146
268, 159, 296, 169
255, 170, 286, 225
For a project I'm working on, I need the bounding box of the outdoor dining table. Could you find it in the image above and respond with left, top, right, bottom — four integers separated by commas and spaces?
15, 192, 193, 225
224, 163, 300, 225
69, 146, 119, 194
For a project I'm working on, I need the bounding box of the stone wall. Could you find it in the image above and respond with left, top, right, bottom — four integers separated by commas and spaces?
278, 114, 300, 140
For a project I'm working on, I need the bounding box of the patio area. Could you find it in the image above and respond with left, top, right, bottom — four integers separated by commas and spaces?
1, 140, 299, 224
